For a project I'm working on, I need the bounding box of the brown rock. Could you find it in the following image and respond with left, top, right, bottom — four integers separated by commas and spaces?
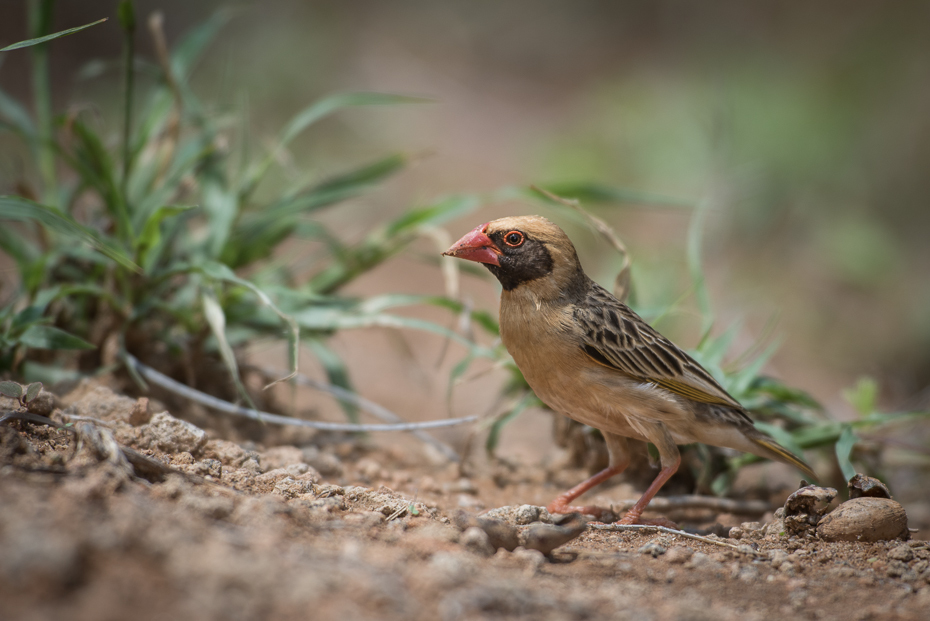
848, 474, 892, 499
816, 497, 909, 542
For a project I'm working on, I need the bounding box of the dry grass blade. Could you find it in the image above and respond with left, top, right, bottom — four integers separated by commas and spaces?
251, 365, 462, 461
126, 353, 477, 436
587, 523, 761, 556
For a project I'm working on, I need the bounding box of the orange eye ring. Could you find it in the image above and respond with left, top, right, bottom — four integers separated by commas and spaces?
503, 230, 525, 247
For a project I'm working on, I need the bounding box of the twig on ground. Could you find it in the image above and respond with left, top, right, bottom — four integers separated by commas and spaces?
250, 365, 462, 462
125, 353, 477, 435
587, 523, 761, 556
610, 495, 771, 515
0, 410, 70, 429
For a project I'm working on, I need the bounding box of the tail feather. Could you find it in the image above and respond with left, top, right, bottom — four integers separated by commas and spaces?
749, 436, 817, 482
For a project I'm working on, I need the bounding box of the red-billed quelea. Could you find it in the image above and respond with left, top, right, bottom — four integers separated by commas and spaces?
443, 215, 815, 526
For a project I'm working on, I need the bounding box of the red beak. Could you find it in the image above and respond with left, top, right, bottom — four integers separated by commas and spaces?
442, 223, 502, 266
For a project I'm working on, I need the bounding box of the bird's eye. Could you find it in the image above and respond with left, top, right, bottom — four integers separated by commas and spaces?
503, 231, 525, 247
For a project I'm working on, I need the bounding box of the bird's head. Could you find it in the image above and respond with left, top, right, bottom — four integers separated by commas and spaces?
442, 215, 584, 295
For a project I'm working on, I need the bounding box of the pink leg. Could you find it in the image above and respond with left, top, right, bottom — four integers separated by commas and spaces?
547, 464, 625, 520
617, 454, 681, 528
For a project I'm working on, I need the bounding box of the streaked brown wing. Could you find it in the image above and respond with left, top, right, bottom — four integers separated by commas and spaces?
575, 282, 744, 412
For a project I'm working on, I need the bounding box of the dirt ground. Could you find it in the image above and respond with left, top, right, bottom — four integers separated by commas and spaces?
2, 382, 929, 621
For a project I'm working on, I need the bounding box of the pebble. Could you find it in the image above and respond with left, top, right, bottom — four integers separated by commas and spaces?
817, 497, 909, 542
665, 546, 694, 564
513, 504, 540, 525
512, 546, 546, 572
769, 549, 789, 568
889, 544, 915, 563
734, 564, 761, 582
462, 527, 495, 557
638, 542, 667, 558
686, 552, 722, 570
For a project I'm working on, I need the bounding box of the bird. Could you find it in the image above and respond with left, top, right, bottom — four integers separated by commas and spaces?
442, 215, 816, 526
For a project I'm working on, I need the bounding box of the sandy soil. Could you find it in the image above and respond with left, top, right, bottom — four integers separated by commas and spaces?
2, 382, 929, 621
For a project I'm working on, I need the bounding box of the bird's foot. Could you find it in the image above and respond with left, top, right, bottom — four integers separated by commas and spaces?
617, 513, 679, 530
547, 500, 611, 521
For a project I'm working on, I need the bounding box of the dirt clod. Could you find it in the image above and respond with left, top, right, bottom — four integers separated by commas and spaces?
817, 497, 910, 542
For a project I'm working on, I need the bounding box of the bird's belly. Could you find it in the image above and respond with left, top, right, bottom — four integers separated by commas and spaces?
509, 341, 696, 443
510, 347, 649, 441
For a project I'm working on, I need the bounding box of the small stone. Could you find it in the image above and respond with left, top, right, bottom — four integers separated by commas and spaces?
313, 483, 344, 497
512, 547, 546, 572
452, 478, 478, 494
848, 474, 893, 499
889, 544, 915, 562
356, 458, 383, 481
462, 526, 495, 557
343, 511, 384, 528
686, 552, 722, 570
513, 504, 540, 525
301, 447, 343, 476
887, 560, 909, 578
128, 397, 150, 425
260, 445, 305, 471
816, 497, 909, 542
180, 493, 235, 519
274, 476, 311, 499
203, 439, 248, 467
193, 459, 222, 478
665, 546, 694, 564
138, 412, 207, 455
24, 389, 56, 416
241, 458, 262, 475
638, 541, 667, 558
729, 526, 744, 540
769, 549, 790, 568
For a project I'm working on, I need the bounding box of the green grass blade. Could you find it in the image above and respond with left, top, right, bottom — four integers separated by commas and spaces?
170, 10, 231, 83
18, 325, 95, 350
307, 339, 359, 423
527, 182, 694, 208
0, 196, 139, 272
279, 93, 430, 148
309, 195, 481, 294
310, 153, 408, 197
69, 119, 134, 242
687, 198, 714, 339
486, 391, 540, 455
201, 177, 239, 259
241, 94, 429, 197
202, 290, 254, 407
0, 87, 37, 144
834, 425, 859, 481
0, 18, 107, 52
199, 261, 300, 377
842, 377, 879, 417
136, 204, 196, 272
0, 224, 40, 265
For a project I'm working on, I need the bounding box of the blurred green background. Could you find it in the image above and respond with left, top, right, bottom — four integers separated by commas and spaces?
2, 1, 928, 426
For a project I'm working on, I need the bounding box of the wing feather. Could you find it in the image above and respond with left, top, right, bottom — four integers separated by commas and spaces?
575, 282, 744, 412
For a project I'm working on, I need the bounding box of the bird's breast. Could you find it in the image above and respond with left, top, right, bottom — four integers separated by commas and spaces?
499, 292, 697, 442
